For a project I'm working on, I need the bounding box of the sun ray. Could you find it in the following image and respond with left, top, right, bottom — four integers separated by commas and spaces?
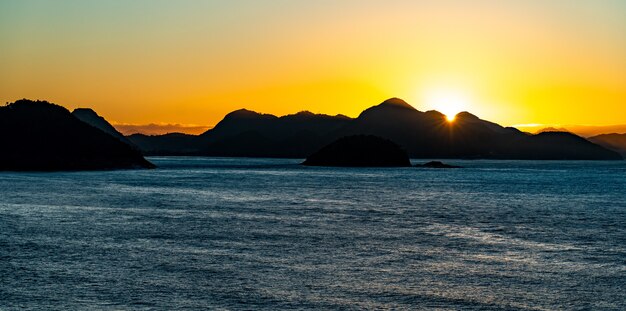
424, 88, 470, 122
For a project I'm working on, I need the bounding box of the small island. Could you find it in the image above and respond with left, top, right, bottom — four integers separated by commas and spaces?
302, 135, 411, 167
415, 161, 462, 168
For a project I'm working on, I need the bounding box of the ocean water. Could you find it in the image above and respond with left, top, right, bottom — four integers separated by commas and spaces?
1, 157, 625, 310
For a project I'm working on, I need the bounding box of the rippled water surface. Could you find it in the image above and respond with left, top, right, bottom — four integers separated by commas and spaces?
1, 157, 625, 310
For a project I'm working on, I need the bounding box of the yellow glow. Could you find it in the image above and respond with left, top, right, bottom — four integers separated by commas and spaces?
424, 88, 470, 122
1, 2, 626, 130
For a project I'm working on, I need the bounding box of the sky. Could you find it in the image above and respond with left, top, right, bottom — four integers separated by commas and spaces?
1, 0, 625, 134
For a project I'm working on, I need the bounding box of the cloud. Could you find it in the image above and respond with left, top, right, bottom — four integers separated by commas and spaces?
112, 123, 211, 136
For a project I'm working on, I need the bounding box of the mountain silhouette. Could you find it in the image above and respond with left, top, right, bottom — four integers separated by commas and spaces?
125, 98, 622, 160
588, 133, 626, 157
511, 131, 622, 160
0, 100, 155, 171
128, 110, 352, 157
72, 108, 133, 146
302, 135, 411, 167
536, 127, 570, 134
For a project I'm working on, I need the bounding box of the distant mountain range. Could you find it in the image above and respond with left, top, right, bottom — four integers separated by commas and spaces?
0, 100, 154, 171
518, 124, 626, 138
127, 98, 622, 160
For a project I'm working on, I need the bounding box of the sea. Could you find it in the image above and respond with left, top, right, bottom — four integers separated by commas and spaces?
1, 157, 625, 310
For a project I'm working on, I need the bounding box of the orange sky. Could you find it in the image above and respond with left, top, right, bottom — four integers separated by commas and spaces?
1, 1, 625, 133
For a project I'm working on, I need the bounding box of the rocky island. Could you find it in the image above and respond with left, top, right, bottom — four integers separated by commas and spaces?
302, 135, 412, 167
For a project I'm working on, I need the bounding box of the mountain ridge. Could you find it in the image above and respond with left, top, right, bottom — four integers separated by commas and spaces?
126, 98, 622, 160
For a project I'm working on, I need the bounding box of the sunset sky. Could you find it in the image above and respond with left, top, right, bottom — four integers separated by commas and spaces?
2, 0, 625, 133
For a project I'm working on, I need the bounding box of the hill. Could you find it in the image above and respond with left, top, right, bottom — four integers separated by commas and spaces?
302, 135, 411, 167
72, 108, 134, 146
0, 100, 155, 171
128, 110, 352, 157
588, 133, 626, 157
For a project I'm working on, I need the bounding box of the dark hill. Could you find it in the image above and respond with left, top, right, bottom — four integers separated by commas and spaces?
0, 100, 155, 171
302, 135, 411, 167
129, 109, 352, 157
200, 109, 279, 142
508, 131, 621, 160
588, 133, 626, 157
72, 108, 133, 146
199, 110, 352, 157
129, 109, 351, 158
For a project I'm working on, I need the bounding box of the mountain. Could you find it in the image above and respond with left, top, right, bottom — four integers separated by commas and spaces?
199, 110, 352, 157
72, 108, 133, 146
536, 127, 570, 134
302, 135, 411, 167
588, 133, 626, 157
0, 100, 155, 171
515, 124, 626, 138
125, 98, 622, 160
128, 110, 352, 157
336, 98, 620, 160
510, 131, 622, 160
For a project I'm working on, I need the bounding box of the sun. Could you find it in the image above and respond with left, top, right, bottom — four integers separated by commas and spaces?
424, 89, 470, 122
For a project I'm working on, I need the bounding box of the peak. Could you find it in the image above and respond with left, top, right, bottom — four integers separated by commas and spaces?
230, 108, 256, 115
357, 98, 420, 119
285, 111, 350, 119
7, 99, 53, 108
379, 98, 415, 110
294, 111, 314, 116
5, 99, 69, 114
8, 99, 50, 106
221, 109, 278, 122
455, 111, 479, 119
334, 114, 352, 120
536, 127, 570, 134
73, 107, 96, 112
535, 131, 578, 138
226, 109, 263, 118
425, 110, 446, 118
283, 111, 323, 119
72, 108, 98, 116
282, 111, 317, 119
